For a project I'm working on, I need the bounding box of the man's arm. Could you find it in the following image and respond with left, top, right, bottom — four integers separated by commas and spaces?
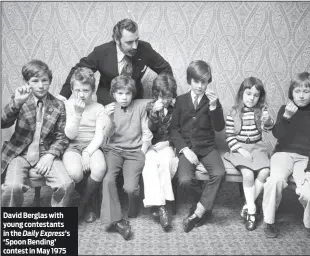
144, 42, 173, 75
59, 48, 100, 99
46, 102, 69, 157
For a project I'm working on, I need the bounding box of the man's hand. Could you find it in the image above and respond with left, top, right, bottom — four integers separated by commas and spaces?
35, 154, 55, 175
14, 85, 32, 108
105, 102, 116, 116
152, 100, 164, 112
82, 151, 91, 174
205, 89, 218, 110
183, 148, 199, 165
283, 100, 298, 119
237, 148, 253, 162
153, 141, 169, 151
74, 99, 86, 116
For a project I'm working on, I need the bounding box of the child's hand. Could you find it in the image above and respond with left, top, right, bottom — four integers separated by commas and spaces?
261, 108, 271, 124
35, 153, 55, 175
74, 99, 86, 116
105, 103, 116, 116
152, 100, 164, 112
237, 148, 253, 162
82, 151, 91, 173
283, 100, 298, 119
14, 85, 32, 107
183, 148, 199, 165
205, 90, 218, 110
153, 141, 169, 151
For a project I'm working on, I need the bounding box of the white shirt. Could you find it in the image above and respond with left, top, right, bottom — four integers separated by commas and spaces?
190, 91, 203, 106
34, 96, 47, 122
116, 45, 127, 74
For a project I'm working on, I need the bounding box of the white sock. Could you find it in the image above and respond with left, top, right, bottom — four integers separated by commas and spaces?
254, 179, 264, 200
243, 185, 256, 214
194, 202, 206, 218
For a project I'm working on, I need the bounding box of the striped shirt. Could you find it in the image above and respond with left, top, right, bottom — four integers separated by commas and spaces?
226, 108, 272, 151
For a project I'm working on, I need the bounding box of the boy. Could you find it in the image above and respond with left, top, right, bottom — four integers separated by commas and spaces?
1, 59, 74, 207
263, 72, 310, 238
63, 67, 111, 223
171, 60, 226, 233
100, 75, 153, 240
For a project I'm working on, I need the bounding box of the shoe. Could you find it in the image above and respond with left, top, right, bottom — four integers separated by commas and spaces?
195, 212, 210, 227
150, 206, 159, 219
245, 213, 257, 231
183, 213, 200, 233
263, 222, 278, 238
240, 204, 248, 221
115, 219, 131, 240
158, 206, 171, 230
84, 211, 97, 223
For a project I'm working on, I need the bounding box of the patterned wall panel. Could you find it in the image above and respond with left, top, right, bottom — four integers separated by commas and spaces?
2, 2, 310, 150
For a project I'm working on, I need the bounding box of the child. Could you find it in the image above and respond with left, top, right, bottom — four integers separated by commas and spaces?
62, 67, 111, 223
1, 59, 74, 207
224, 77, 274, 231
171, 60, 226, 233
262, 72, 310, 238
100, 75, 153, 240
142, 73, 179, 231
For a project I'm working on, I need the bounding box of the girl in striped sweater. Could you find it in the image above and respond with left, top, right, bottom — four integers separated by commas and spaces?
224, 77, 274, 231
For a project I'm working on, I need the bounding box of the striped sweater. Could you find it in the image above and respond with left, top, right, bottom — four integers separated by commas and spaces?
226, 108, 273, 152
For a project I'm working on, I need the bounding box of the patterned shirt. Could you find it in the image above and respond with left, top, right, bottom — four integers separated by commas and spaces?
226, 108, 273, 151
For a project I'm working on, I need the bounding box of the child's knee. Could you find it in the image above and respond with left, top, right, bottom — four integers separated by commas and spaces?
123, 183, 139, 195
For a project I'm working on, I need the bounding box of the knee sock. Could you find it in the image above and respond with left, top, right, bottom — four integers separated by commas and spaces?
243, 185, 256, 215
194, 202, 206, 218
254, 179, 264, 200
81, 176, 101, 204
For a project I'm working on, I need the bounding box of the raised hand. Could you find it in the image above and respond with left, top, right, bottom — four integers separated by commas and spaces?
105, 102, 116, 116
283, 100, 298, 119
152, 99, 164, 112
14, 85, 32, 107
205, 89, 218, 110
261, 107, 271, 124
74, 99, 86, 116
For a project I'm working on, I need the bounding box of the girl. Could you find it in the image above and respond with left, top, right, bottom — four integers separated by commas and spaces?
142, 73, 179, 231
224, 77, 274, 231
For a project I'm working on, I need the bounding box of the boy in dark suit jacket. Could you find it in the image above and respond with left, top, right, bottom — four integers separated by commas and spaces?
58, 18, 173, 105
1, 60, 74, 207
171, 60, 226, 233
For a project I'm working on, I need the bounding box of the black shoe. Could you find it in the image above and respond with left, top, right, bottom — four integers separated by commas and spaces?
158, 206, 171, 230
150, 206, 159, 219
115, 219, 131, 240
84, 211, 97, 223
245, 213, 257, 231
183, 213, 200, 233
195, 212, 210, 227
263, 222, 278, 238
240, 205, 248, 221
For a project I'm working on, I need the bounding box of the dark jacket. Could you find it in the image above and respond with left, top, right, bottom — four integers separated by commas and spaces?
170, 92, 225, 157
59, 40, 173, 105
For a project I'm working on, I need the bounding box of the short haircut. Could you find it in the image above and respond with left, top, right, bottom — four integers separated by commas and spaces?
22, 59, 52, 83
110, 75, 137, 98
288, 72, 310, 100
186, 60, 212, 84
70, 67, 96, 91
112, 18, 138, 41
152, 73, 177, 99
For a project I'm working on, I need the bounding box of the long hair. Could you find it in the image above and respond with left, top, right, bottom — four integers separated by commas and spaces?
152, 73, 177, 100
232, 77, 267, 120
